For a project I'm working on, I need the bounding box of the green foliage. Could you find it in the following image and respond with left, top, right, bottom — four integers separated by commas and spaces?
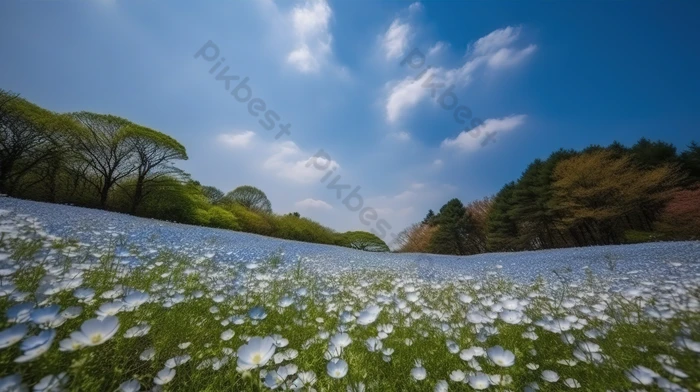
207, 206, 240, 230
428, 198, 472, 255
222, 185, 272, 214
335, 231, 390, 252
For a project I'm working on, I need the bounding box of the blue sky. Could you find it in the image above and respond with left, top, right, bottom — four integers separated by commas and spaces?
1, 1, 699, 243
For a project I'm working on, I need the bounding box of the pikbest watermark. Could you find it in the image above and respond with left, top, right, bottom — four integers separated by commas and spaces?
401, 48, 498, 147
194, 40, 291, 140
194, 40, 397, 241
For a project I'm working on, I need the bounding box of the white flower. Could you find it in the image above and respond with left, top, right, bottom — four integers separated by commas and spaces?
178, 342, 191, 349
0, 324, 28, 349
15, 329, 55, 363
58, 337, 84, 352
293, 371, 317, 388
33, 372, 69, 392
73, 288, 95, 303
165, 355, 191, 368
434, 380, 448, 392
248, 306, 267, 320
563, 378, 581, 388
220, 329, 234, 341
487, 346, 515, 367
498, 310, 523, 324
139, 347, 156, 361
70, 316, 119, 346
236, 337, 276, 370
278, 296, 294, 308
124, 323, 150, 338
675, 336, 700, 353
6, 303, 33, 323
365, 337, 383, 352
356, 305, 381, 326
541, 370, 560, 383
153, 368, 176, 385
468, 372, 490, 390
449, 370, 465, 382
411, 360, 426, 381
458, 293, 473, 304
0, 374, 25, 392
625, 365, 658, 385
95, 301, 123, 318
30, 305, 61, 326
61, 306, 82, 319
326, 358, 348, 379
118, 379, 140, 392
330, 333, 352, 348
123, 291, 149, 310
347, 382, 365, 392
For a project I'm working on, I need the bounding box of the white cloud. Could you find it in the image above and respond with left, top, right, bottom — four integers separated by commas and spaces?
295, 198, 333, 210
471, 25, 522, 56
384, 26, 536, 123
408, 2, 423, 13
262, 141, 340, 183
487, 44, 537, 68
385, 67, 438, 123
382, 19, 411, 60
217, 131, 255, 148
428, 41, 447, 57
441, 114, 527, 151
286, 0, 333, 73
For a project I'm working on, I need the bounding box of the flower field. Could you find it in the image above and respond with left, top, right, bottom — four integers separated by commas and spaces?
0, 199, 699, 391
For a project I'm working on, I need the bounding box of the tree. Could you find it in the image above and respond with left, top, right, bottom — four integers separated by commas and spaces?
201, 185, 225, 204
422, 209, 436, 225
630, 138, 677, 168
0, 90, 75, 195
486, 182, 520, 251
122, 124, 188, 213
394, 223, 437, 253
679, 142, 700, 182
510, 150, 577, 249
70, 112, 137, 208
428, 198, 475, 255
551, 150, 679, 244
655, 187, 700, 239
337, 231, 390, 252
222, 185, 272, 213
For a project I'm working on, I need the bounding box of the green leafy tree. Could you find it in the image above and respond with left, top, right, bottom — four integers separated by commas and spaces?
121, 124, 188, 213
222, 185, 272, 213
0, 90, 76, 195
201, 185, 225, 204
336, 231, 390, 252
428, 198, 473, 255
70, 112, 137, 208
486, 183, 519, 251
630, 138, 678, 168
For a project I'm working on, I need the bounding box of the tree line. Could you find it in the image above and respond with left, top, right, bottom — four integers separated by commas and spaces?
395, 138, 700, 255
0, 89, 389, 252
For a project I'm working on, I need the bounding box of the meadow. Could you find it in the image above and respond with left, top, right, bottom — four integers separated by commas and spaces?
1, 199, 699, 391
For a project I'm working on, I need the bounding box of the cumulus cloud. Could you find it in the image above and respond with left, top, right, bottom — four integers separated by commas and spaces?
441, 114, 527, 151
382, 19, 412, 60
262, 141, 339, 183
295, 198, 333, 210
286, 0, 333, 73
384, 26, 536, 123
217, 131, 255, 148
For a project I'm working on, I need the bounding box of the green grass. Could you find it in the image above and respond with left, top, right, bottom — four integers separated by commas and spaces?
0, 233, 699, 391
